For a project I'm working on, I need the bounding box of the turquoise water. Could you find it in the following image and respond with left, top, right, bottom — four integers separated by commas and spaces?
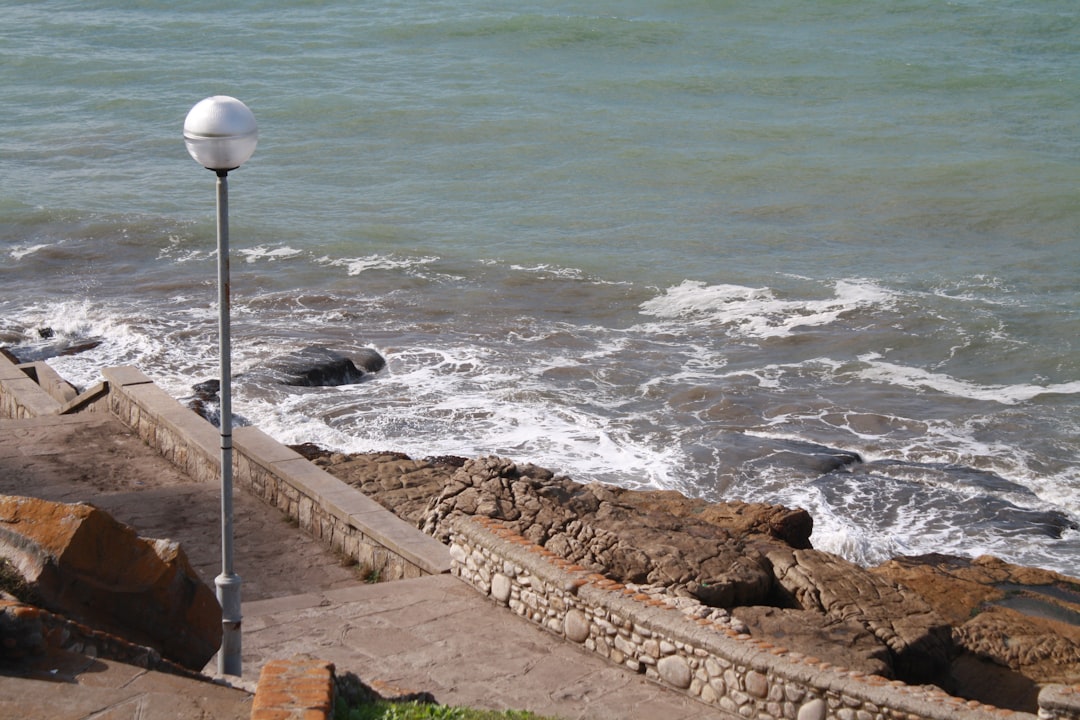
2, 0, 1079, 574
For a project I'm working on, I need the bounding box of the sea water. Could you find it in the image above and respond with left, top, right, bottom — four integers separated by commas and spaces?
2, 0, 1078, 575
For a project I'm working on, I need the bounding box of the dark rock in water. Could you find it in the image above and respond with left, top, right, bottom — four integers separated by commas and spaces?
184, 379, 221, 424
743, 436, 863, 476
191, 379, 220, 396
254, 346, 386, 387
702, 432, 863, 487
2, 335, 104, 363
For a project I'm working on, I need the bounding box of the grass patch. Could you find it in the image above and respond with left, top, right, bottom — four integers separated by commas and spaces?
334, 673, 556, 720
335, 699, 553, 720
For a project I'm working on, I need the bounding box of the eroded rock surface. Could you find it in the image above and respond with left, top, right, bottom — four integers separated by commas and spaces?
874, 554, 1080, 694
0, 495, 221, 670
765, 547, 954, 684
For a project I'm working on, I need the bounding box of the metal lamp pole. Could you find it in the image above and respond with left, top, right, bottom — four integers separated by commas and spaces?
183, 96, 258, 677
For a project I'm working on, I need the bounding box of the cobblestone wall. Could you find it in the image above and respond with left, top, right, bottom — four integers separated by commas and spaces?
450, 515, 1076, 720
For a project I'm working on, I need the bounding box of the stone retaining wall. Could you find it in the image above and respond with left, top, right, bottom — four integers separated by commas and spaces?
450, 515, 1078, 720
99, 366, 450, 581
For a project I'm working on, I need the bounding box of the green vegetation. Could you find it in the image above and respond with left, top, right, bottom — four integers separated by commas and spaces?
334, 699, 554, 720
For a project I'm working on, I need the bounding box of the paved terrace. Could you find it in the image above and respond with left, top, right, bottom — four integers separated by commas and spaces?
0, 354, 725, 719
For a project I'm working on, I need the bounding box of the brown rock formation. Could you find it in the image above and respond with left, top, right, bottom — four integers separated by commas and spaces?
419, 456, 783, 606
764, 547, 954, 684
313, 449, 1080, 702
873, 553, 1080, 708
0, 495, 222, 670
411, 455, 955, 685
730, 606, 893, 678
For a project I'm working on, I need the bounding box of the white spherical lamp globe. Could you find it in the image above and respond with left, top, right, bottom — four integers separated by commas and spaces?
183, 96, 258, 171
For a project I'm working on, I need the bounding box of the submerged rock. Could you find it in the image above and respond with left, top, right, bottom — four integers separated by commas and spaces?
0, 327, 103, 364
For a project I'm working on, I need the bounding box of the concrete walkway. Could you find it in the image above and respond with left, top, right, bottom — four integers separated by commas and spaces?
0, 400, 729, 718
239, 575, 719, 720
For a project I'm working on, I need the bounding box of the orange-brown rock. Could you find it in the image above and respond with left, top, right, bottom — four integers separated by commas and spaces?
0, 495, 221, 669
615, 490, 813, 550
873, 553, 1080, 695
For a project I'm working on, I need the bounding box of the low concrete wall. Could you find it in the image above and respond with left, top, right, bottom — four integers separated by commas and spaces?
450, 514, 1077, 720
2, 358, 447, 578
100, 366, 450, 580
0, 354, 110, 418
0, 354, 61, 418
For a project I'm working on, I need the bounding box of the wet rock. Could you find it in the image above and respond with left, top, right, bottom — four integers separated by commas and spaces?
1, 330, 104, 363
183, 378, 221, 423
0, 495, 222, 670
253, 346, 386, 387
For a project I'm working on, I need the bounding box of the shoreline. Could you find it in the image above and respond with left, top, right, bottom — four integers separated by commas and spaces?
3, 356, 1080, 718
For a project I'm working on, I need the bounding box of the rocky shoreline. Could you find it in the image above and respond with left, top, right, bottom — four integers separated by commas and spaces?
296, 446, 1080, 714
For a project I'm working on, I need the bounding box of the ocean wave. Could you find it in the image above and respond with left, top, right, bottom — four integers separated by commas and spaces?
8, 243, 53, 260
320, 253, 440, 276
854, 353, 1080, 405
638, 279, 895, 338
237, 245, 304, 263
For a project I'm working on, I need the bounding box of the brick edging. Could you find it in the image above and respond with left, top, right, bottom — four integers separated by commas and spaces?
252, 655, 336, 720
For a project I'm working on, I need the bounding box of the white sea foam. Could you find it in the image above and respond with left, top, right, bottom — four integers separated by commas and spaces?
9, 243, 51, 260
237, 341, 685, 492
639, 279, 895, 338
764, 466, 1078, 572
320, 254, 440, 276
855, 353, 1080, 405
237, 245, 303, 263
13, 301, 170, 388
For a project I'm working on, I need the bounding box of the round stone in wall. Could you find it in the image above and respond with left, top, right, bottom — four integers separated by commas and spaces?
564, 609, 590, 643
657, 655, 692, 689
491, 573, 512, 605
797, 698, 826, 720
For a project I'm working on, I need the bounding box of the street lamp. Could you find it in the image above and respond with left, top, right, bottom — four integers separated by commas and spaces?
183, 95, 258, 677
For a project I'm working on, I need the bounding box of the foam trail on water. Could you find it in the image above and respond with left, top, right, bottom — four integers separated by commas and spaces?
855, 354, 1080, 405
639, 279, 895, 338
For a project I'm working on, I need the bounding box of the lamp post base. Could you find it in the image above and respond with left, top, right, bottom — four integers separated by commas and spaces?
215, 572, 243, 676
